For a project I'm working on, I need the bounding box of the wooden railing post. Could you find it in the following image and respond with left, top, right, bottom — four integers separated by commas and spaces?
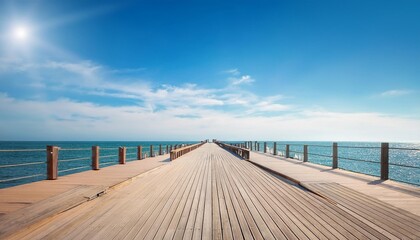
264, 142, 267, 153
254, 141, 257, 151
150, 145, 154, 157
257, 143, 260, 152
47, 146, 59, 180
303, 145, 308, 162
159, 144, 162, 155
381, 142, 389, 180
332, 142, 338, 169
273, 142, 277, 155
250, 141, 253, 151
92, 146, 99, 170
137, 146, 143, 160
119, 147, 126, 164
166, 145, 169, 154
285, 144, 290, 158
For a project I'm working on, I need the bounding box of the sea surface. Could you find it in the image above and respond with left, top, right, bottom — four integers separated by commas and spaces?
0, 141, 419, 189
0, 141, 195, 188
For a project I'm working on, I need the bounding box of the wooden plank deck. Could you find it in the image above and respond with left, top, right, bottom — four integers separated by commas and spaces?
3, 143, 419, 239
249, 151, 420, 215
0, 154, 171, 215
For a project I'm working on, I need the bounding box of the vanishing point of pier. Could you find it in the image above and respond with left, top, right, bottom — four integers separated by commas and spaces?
0, 142, 419, 239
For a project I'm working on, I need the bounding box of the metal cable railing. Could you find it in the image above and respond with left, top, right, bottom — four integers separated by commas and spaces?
0, 149, 45, 152
59, 157, 91, 162
60, 148, 91, 151
336, 145, 381, 149
390, 147, 420, 151
307, 153, 333, 158
1, 143, 189, 188
0, 161, 45, 168
389, 162, 420, 169
250, 141, 419, 185
101, 154, 118, 159
0, 174, 45, 183
58, 166, 90, 173
99, 161, 116, 166
338, 156, 379, 164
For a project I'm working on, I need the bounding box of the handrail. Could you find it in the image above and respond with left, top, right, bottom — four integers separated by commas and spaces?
170, 142, 206, 161
250, 141, 419, 185
215, 141, 250, 160
0, 143, 187, 187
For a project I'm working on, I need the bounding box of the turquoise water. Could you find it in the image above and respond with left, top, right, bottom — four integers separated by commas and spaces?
0, 141, 195, 189
231, 141, 420, 186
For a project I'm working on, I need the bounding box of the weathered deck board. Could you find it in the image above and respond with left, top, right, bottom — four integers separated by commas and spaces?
2, 143, 420, 239
303, 182, 420, 239
0, 154, 171, 215
249, 150, 420, 215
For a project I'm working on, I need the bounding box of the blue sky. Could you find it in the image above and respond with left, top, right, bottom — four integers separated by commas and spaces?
0, 0, 419, 141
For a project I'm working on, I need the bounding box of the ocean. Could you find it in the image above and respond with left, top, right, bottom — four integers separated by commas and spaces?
0, 141, 419, 188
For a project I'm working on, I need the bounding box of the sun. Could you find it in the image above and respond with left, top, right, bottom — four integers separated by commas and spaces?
13, 25, 30, 41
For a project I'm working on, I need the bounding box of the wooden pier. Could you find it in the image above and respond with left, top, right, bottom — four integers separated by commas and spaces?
0, 143, 419, 239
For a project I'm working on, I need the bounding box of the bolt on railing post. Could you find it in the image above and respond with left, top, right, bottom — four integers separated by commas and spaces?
150, 145, 154, 157
47, 145, 59, 180
92, 146, 99, 170
303, 145, 308, 162
119, 147, 126, 164
381, 142, 389, 180
159, 144, 162, 155
264, 142, 267, 153
273, 142, 277, 155
285, 144, 290, 158
137, 146, 143, 160
332, 142, 338, 169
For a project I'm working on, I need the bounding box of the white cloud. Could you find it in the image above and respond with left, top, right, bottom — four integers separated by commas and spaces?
224, 68, 240, 76
380, 89, 412, 97
231, 75, 254, 85
255, 102, 291, 112
223, 68, 255, 86
2, 58, 419, 142
0, 95, 419, 142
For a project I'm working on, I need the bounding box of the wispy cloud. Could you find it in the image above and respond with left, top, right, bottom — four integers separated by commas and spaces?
224, 68, 240, 76
3, 58, 418, 141
230, 75, 254, 85
380, 89, 412, 97
0, 58, 286, 115
223, 68, 255, 86
1, 94, 419, 141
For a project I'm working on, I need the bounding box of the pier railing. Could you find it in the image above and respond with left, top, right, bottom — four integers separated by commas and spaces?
170, 142, 206, 161
243, 141, 419, 185
215, 141, 250, 160
0, 143, 192, 188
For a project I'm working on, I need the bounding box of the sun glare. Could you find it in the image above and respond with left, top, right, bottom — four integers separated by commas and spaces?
12, 25, 30, 41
